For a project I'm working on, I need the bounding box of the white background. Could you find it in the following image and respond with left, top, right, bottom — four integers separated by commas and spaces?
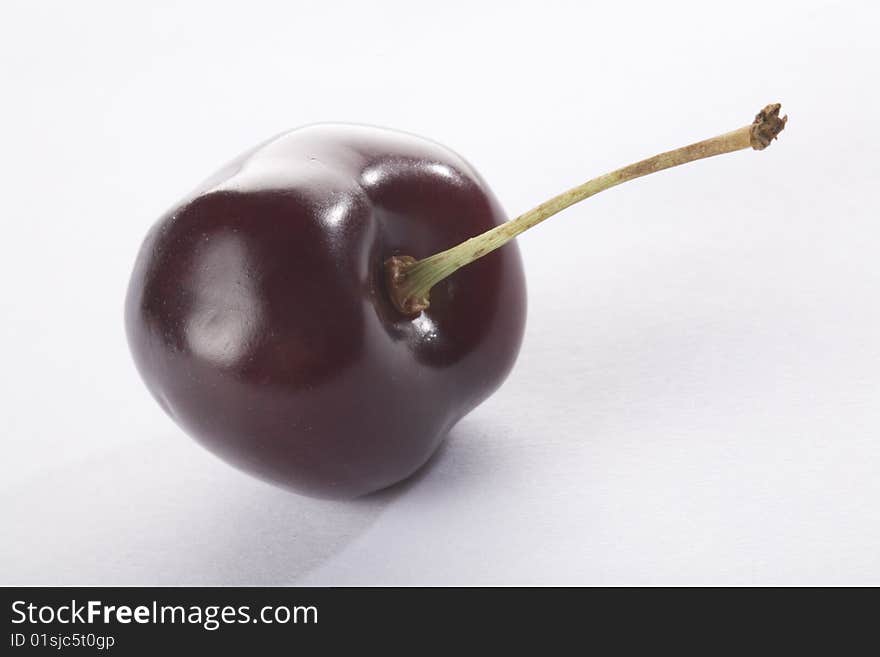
2, 0, 878, 585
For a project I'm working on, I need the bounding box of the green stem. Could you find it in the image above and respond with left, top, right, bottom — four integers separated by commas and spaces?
385, 103, 787, 316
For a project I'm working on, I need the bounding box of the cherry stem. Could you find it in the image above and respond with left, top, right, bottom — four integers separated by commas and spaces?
385, 103, 787, 316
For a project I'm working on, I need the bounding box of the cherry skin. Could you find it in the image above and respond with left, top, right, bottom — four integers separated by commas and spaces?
125, 125, 527, 499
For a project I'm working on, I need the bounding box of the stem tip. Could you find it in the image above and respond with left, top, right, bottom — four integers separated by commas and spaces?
750, 103, 788, 150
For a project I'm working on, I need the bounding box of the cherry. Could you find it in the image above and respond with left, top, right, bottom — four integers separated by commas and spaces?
126, 105, 786, 498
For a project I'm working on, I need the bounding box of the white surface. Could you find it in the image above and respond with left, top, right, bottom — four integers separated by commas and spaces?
2, 0, 879, 585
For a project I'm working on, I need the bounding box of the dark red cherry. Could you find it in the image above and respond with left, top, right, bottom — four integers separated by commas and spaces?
126, 105, 786, 499
125, 125, 527, 499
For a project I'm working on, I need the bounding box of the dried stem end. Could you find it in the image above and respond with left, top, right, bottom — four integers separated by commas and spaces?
750, 103, 788, 150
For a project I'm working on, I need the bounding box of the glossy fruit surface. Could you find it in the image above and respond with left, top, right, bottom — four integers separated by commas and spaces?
125, 125, 527, 498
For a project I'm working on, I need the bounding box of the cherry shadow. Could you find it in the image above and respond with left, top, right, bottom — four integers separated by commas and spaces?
215, 419, 505, 584
0, 438, 393, 585
0, 420, 502, 585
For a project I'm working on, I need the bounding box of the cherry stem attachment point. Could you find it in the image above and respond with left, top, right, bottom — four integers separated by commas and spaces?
385, 103, 787, 317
